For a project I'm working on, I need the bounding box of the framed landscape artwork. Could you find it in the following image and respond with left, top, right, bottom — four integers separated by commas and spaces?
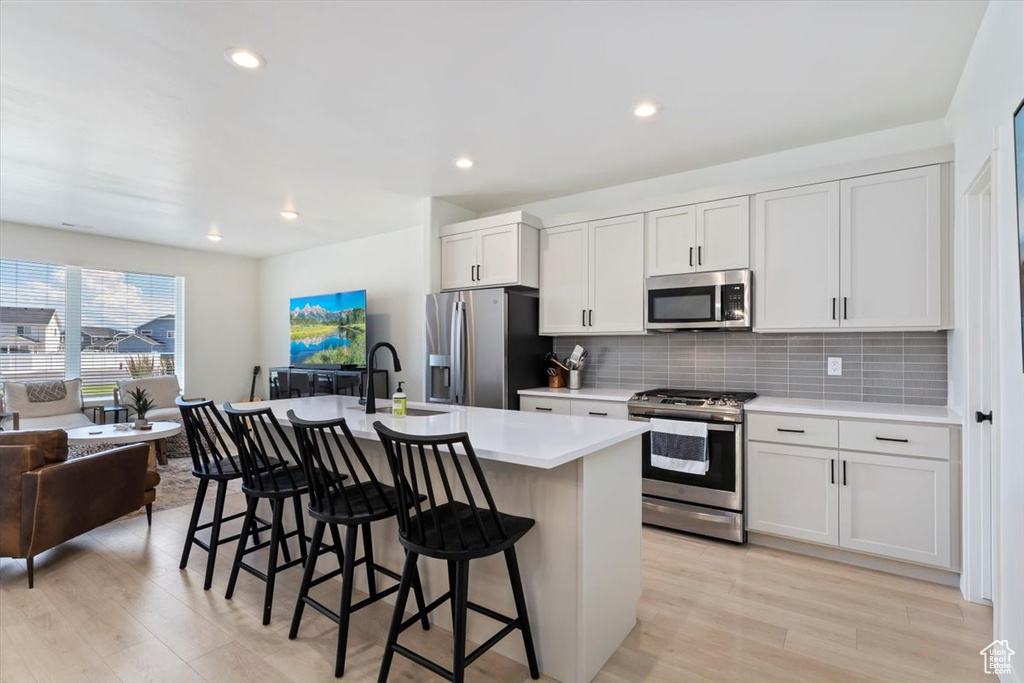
289, 290, 367, 367
1016, 98, 1024, 367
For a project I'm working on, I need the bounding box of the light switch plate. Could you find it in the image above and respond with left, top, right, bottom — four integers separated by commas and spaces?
827, 357, 843, 376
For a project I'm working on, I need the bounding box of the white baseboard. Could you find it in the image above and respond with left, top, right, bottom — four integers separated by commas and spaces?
747, 532, 961, 587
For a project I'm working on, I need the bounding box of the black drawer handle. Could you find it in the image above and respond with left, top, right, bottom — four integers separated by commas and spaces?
534, 406, 553, 412
588, 411, 608, 416
830, 459, 835, 485
876, 436, 909, 443
777, 428, 805, 434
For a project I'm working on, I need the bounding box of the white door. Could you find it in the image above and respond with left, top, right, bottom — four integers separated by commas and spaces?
588, 214, 645, 333
839, 451, 951, 568
540, 223, 589, 334
747, 441, 839, 545
839, 166, 942, 328
753, 182, 840, 330
696, 197, 750, 272
646, 205, 697, 276
440, 232, 478, 291
477, 225, 519, 286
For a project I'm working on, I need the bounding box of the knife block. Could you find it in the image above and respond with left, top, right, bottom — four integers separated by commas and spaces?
548, 367, 567, 388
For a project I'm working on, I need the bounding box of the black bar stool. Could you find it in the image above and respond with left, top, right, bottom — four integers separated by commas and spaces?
222, 403, 314, 625
372, 422, 540, 683
286, 410, 430, 678
176, 397, 271, 590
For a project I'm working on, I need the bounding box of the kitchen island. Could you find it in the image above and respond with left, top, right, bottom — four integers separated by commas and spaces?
229, 394, 647, 683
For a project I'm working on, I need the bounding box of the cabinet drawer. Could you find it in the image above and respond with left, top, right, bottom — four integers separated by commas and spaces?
839, 420, 951, 461
569, 400, 628, 420
747, 413, 838, 448
519, 396, 571, 415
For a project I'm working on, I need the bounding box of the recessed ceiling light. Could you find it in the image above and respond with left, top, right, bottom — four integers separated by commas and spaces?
280, 209, 299, 220
633, 102, 658, 118
207, 233, 222, 242
454, 157, 475, 169
224, 47, 265, 70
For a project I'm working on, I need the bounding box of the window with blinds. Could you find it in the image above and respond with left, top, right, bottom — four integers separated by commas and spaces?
0, 259, 184, 399
0, 259, 67, 389
79, 268, 181, 397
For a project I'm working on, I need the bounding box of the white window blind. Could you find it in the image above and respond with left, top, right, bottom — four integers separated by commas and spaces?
79, 267, 181, 397
0, 259, 184, 399
0, 259, 68, 388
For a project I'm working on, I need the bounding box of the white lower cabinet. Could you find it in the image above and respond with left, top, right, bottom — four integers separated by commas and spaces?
746, 414, 956, 569
839, 451, 951, 568
747, 442, 839, 545
519, 395, 628, 420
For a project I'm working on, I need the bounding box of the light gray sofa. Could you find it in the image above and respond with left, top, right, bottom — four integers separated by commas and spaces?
0, 379, 93, 431
115, 375, 182, 421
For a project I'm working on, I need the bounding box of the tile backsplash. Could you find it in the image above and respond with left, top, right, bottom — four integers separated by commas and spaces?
552, 331, 948, 406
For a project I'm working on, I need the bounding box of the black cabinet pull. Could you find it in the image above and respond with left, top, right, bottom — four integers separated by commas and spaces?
777, 428, 805, 434
588, 411, 608, 416
875, 436, 909, 443
842, 460, 847, 486
976, 411, 993, 424
698, 246, 703, 266
475, 264, 480, 280
689, 247, 694, 267
470, 265, 476, 282
830, 459, 835, 485
589, 309, 593, 326
534, 406, 552, 412
832, 297, 836, 320
582, 309, 586, 326
843, 296, 848, 320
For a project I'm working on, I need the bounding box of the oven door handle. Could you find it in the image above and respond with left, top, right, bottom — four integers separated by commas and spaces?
629, 414, 736, 431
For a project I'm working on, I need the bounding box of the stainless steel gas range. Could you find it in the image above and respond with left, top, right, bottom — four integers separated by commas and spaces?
627, 388, 756, 543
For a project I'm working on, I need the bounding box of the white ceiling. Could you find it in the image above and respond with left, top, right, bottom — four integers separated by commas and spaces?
0, 1, 986, 258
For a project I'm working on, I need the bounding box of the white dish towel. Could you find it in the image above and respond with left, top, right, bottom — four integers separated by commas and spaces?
650, 418, 709, 475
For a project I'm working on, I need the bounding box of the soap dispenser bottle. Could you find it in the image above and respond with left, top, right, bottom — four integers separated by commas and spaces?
392, 381, 407, 417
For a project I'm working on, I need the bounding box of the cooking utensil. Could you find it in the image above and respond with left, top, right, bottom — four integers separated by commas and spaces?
569, 345, 584, 369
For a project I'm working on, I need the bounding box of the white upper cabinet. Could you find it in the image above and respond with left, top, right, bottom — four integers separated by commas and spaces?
589, 215, 645, 333
540, 223, 589, 334
695, 197, 750, 272
540, 215, 644, 335
440, 232, 478, 291
840, 166, 943, 328
645, 198, 749, 277
754, 165, 947, 332
754, 182, 841, 330
439, 213, 540, 292
646, 205, 697, 276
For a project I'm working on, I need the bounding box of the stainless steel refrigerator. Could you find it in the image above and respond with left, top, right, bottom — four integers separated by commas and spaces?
425, 288, 550, 410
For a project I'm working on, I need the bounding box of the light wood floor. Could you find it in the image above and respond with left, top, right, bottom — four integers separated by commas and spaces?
1, 487, 992, 683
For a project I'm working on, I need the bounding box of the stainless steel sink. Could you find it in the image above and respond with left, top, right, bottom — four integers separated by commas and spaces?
348, 406, 447, 417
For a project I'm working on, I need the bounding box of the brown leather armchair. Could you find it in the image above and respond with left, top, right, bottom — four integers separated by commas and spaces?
0, 429, 160, 588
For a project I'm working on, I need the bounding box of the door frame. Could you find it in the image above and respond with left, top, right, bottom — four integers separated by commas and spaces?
961, 157, 1000, 605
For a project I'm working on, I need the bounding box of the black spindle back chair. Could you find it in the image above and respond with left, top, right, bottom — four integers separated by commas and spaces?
176, 397, 268, 590
285, 410, 429, 678
221, 403, 312, 624
373, 422, 539, 683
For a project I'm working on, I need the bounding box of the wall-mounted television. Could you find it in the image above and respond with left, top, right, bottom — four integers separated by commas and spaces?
289, 289, 367, 368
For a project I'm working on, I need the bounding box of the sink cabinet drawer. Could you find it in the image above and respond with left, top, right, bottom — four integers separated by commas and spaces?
569, 400, 628, 420
747, 413, 839, 448
839, 420, 951, 460
519, 395, 571, 415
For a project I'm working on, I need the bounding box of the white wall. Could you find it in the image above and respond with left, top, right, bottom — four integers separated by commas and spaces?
0, 221, 260, 403
946, 2, 1024, 680
258, 224, 427, 401
490, 119, 952, 225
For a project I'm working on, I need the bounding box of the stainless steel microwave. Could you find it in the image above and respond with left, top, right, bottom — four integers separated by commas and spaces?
645, 269, 752, 331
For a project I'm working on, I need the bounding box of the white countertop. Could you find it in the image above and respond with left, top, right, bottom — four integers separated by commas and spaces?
745, 397, 963, 425
228, 395, 648, 469
517, 387, 636, 402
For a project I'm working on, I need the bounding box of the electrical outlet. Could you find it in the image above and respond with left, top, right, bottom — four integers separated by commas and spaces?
827, 357, 843, 376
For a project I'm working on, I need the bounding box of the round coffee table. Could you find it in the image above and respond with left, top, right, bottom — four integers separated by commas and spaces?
65, 421, 182, 467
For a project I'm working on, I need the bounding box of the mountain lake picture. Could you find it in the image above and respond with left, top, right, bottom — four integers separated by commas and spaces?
289, 290, 367, 366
